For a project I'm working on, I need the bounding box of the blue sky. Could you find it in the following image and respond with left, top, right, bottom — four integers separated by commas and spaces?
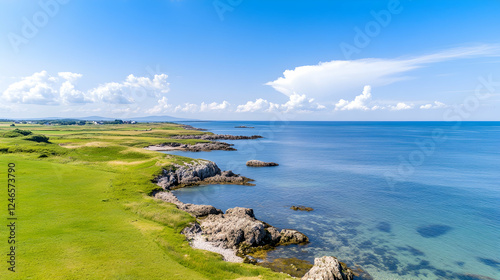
0, 0, 499, 120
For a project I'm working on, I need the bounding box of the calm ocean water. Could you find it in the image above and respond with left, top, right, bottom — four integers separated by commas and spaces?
167, 121, 500, 280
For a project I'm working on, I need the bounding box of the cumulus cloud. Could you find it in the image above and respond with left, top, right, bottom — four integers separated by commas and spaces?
1, 71, 170, 105
420, 101, 447, 109
174, 103, 199, 113
236, 99, 272, 113
200, 101, 230, 112
88, 74, 169, 104
334, 85, 416, 111
146, 96, 171, 114
335, 85, 373, 111
236, 93, 325, 113
389, 102, 413, 111
2, 71, 59, 104
266, 44, 500, 102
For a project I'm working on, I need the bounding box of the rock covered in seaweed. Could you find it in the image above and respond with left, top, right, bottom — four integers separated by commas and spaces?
279, 229, 309, 245
246, 160, 279, 167
291, 205, 314, 211
302, 256, 354, 280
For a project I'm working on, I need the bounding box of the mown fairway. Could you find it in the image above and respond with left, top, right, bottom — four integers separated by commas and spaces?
0, 122, 290, 280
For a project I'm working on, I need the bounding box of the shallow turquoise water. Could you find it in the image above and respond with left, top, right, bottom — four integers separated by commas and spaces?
168, 121, 500, 280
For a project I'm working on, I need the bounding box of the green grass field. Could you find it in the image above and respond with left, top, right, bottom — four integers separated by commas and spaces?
0, 122, 290, 280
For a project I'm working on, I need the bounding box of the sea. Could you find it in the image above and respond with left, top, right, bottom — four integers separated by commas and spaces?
165, 121, 500, 280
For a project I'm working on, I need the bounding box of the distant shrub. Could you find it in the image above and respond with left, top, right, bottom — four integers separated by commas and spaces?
2, 129, 33, 138
10, 124, 15, 126
13, 129, 33, 136
24, 135, 50, 143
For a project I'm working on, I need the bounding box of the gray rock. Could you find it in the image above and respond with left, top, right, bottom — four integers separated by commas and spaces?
200, 207, 267, 249
225, 207, 255, 219
155, 191, 223, 217
155, 160, 252, 190
279, 229, 309, 245
246, 160, 279, 167
181, 223, 202, 240
154, 191, 182, 205
265, 226, 282, 244
302, 256, 354, 280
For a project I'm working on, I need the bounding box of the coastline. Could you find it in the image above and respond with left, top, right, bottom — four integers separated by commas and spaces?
148, 127, 355, 279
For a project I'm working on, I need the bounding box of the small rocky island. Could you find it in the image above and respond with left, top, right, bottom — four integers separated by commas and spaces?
235, 125, 254, 128
246, 160, 279, 167
291, 205, 314, 211
172, 134, 262, 140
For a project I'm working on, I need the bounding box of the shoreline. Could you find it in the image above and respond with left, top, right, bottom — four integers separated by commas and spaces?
148, 127, 357, 279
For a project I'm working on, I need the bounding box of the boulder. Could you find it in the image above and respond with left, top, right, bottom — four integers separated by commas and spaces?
265, 226, 282, 244
246, 160, 279, 167
302, 256, 354, 280
279, 229, 309, 245
225, 207, 255, 219
200, 207, 267, 249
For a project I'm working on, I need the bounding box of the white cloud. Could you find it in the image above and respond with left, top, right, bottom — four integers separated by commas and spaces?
146, 96, 171, 114
236, 98, 272, 113
200, 101, 230, 112
335, 85, 372, 111
420, 101, 447, 109
266, 45, 500, 102
235, 93, 325, 113
390, 102, 413, 111
2, 71, 59, 105
1, 71, 170, 105
334, 85, 417, 111
174, 103, 199, 113
58, 72, 82, 82
88, 74, 170, 104
281, 93, 325, 112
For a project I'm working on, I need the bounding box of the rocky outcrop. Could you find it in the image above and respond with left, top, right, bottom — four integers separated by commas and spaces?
198, 207, 308, 249
279, 229, 309, 245
302, 256, 354, 280
235, 126, 254, 128
155, 191, 223, 217
246, 160, 279, 167
154, 160, 253, 190
181, 125, 207, 131
172, 134, 262, 140
146, 141, 236, 152
291, 205, 314, 211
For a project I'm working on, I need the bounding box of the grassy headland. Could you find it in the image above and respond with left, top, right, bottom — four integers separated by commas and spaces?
0, 122, 290, 279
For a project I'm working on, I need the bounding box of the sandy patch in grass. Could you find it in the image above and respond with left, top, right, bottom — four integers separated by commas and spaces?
59, 141, 110, 149
108, 160, 150, 166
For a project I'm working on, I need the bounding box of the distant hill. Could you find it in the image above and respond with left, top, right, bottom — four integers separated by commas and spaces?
11, 115, 197, 123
